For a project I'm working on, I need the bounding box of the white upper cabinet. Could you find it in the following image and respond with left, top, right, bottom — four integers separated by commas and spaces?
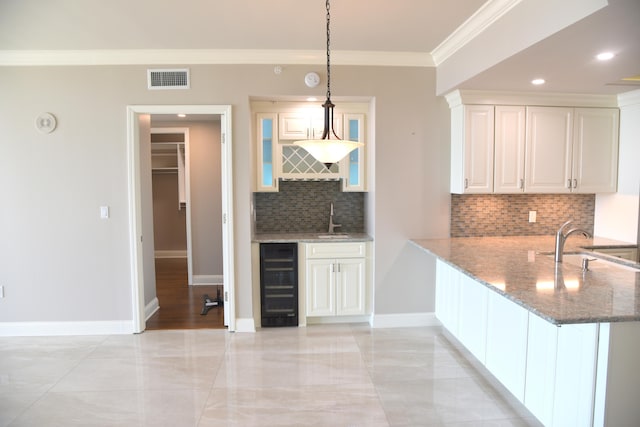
450, 104, 495, 194
446, 91, 620, 194
252, 101, 368, 191
494, 106, 526, 193
572, 108, 619, 193
524, 106, 574, 193
525, 106, 619, 193
279, 111, 343, 140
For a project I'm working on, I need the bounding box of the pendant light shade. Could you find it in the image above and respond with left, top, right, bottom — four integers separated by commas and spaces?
293, 0, 363, 168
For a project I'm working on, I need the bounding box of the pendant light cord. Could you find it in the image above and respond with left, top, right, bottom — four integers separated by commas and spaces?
326, 0, 331, 101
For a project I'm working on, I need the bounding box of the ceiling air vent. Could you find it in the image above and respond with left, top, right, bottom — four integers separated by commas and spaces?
147, 68, 190, 90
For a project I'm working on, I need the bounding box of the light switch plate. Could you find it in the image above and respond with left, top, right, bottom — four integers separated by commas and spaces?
100, 206, 110, 219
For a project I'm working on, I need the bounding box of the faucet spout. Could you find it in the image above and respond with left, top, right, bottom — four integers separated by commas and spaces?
328, 203, 341, 234
554, 220, 592, 262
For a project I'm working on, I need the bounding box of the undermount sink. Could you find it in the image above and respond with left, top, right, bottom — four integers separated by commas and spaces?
544, 252, 640, 272
317, 233, 350, 239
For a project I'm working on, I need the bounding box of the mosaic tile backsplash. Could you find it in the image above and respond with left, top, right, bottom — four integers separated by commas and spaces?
451, 194, 595, 237
254, 181, 365, 233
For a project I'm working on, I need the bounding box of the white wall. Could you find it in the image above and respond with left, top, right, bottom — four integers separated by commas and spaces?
594, 90, 640, 243
0, 64, 451, 333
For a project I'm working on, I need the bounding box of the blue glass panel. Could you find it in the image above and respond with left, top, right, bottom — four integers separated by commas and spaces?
348, 120, 359, 141
263, 139, 272, 163
262, 119, 273, 187
262, 164, 273, 187
262, 119, 272, 138
348, 119, 359, 185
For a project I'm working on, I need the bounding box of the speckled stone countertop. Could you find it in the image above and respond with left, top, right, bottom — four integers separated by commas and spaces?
411, 236, 640, 325
253, 232, 372, 243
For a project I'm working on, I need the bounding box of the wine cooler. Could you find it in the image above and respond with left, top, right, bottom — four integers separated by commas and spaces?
260, 243, 298, 327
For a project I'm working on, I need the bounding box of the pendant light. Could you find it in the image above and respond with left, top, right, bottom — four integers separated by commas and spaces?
293, 0, 363, 169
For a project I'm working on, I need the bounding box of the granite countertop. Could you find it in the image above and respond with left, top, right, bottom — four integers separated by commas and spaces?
411, 236, 640, 325
253, 232, 373, 243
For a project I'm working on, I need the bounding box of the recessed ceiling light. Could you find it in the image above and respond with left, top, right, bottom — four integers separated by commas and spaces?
596, 52, 615, 61
177, 114, 186, 118
531, 78, 545, 85
306, 97, 318, 102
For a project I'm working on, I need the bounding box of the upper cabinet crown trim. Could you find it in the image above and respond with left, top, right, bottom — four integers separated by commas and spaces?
445, 90, 619, 109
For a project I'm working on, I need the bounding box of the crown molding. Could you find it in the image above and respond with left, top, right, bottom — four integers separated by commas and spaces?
431, 0, 523, 66
445, 89, 619, 108
0, 49, 434, 67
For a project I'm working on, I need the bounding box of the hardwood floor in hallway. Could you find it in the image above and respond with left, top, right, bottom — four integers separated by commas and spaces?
145, 258, 225, 330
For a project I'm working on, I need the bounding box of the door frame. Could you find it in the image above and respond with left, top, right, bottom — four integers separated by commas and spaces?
126, 105, 235, 333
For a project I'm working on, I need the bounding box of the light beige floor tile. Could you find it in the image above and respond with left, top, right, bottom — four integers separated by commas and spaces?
199, 383, 389, 427
51, 354, 222, 392
8, 389, 210, 427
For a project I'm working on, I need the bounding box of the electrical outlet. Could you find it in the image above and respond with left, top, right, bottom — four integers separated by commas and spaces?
529, 211, 537, 223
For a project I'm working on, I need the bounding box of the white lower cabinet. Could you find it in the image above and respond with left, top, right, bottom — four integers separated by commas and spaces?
485, 291, 528, 402
305, 243, 367, 318
457, 274, 488, 364
524, 312, 558, 426
433, 260, 635, 427
435, 260, 460, 335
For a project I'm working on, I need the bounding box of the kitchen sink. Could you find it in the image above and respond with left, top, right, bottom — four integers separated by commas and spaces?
545, 252, 640, 272
317, 233, 350, 239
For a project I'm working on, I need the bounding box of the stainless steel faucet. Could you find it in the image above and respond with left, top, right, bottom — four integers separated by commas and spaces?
554, 220, 592, 262
328, 202, 341, 234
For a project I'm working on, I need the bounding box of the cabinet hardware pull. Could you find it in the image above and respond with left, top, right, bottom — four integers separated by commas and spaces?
519, 179, 524, 190
464, 178, 468, 189
573, 179, 578, 189
567, 179, 572, 189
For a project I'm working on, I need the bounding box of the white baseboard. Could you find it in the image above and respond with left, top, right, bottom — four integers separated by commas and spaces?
154, 250, 187, 258
306, 315, 372, 325
144, 297, 160, 321
193, 274, 223, 286
371, 312, 440, 328
234, 318, 256, 333
0, 321, 135, 337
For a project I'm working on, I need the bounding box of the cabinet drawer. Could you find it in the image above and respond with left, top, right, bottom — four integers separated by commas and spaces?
306, 242, 366, 259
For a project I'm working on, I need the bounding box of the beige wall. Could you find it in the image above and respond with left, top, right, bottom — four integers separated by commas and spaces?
0, 64, 450, 326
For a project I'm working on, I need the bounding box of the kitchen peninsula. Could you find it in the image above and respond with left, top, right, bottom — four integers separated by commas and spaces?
412, 235, 640, 427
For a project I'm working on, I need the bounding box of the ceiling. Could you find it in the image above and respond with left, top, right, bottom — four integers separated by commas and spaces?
458, 0, 640, 95
1, 0, 638, 95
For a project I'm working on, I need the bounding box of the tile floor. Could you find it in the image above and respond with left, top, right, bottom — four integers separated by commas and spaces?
0, 324, 542, 427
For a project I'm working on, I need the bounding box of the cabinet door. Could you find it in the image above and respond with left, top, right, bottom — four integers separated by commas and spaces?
463, 105, 494, 193
256, 113, 278, 191
450, 105, 494, 193
485, 291, 529, 402
279, 111, 342, 140
305, 259, 335, 316
457, 274, 488, 363
525, 107, 573, 193
341, 114, 366, 192
524, 312, 558, 427
552, 323, 598, 427
336, 258, 365, 316
494, 106, 526, 193
435, 260, 460, 335
572, 108, 619, 193
279, 112, 311, 140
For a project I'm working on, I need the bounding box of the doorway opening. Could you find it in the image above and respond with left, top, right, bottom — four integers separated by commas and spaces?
126, 105, 235, 333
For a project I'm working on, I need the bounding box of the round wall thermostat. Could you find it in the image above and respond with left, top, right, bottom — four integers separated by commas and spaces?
35, 113, 57, 134
304, 72, 320, 88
